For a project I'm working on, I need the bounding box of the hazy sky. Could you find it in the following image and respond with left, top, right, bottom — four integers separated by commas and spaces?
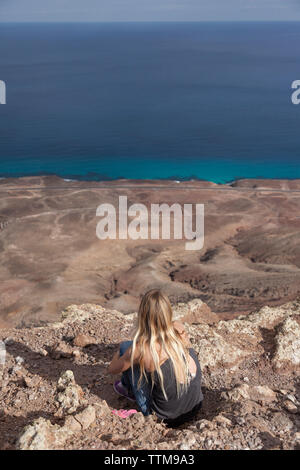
0, 0, 300, 22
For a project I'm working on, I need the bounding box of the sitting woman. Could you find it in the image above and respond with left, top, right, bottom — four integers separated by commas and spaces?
107, 289, 203, 426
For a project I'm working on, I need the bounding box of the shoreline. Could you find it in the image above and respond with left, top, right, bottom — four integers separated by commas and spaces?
2, 156, 300, 186
1, 174, 300, 191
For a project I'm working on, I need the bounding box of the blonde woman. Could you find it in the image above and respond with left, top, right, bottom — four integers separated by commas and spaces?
108, 289, 203, 426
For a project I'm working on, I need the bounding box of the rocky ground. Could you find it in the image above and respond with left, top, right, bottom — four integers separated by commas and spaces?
0, 298, 299, 450
2, 176, 300, 327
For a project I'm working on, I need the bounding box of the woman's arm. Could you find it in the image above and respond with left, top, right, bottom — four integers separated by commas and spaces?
107, 344, 138, 375
107, 346, 131, 375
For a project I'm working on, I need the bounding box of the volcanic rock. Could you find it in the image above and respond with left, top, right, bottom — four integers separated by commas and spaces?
56, 370, 84, 415
0, 298, 299, 450
73, 334, 96, 348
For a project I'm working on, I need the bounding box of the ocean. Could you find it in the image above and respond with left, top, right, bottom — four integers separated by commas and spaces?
0, 21, 300, 183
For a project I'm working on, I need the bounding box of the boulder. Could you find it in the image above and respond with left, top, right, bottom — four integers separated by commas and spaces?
283, 400, 298, 414
74, 405, 96, 430
17, 417, 73, 450
174, 299, 219, 325
189, 323, 259, 370
73, 334, 95, 348
224, 384, 277, 403
50, 341, 73, 360
56, 370, 84, 415
270, 413, 294, 433
272, 317, 300, 372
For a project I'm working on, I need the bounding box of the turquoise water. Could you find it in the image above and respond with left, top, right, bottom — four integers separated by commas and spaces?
0, 22, 300, 183
1, 155, 300, 184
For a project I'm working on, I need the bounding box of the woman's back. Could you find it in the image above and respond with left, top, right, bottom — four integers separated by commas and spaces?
138, 320, 203, 423
149, 347, 203, 424
141, 321, 196, 375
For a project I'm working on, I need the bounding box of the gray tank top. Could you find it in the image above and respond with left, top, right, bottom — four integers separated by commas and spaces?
149, 348, 203, 422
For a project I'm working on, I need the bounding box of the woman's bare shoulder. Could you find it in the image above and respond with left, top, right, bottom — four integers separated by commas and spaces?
173, 320, 190, 346
173, 320, 186, 333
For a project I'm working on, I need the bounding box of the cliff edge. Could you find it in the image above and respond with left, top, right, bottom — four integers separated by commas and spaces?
0, 299, 299, 450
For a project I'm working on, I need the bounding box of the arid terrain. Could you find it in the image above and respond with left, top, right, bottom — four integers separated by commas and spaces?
0, 298, 299, 450
1, 176, 300, 328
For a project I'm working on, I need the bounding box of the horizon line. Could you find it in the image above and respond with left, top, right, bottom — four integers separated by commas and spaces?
1, 20, 300, 24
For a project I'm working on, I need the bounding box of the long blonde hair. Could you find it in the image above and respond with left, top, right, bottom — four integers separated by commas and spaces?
131, 289, 190, 400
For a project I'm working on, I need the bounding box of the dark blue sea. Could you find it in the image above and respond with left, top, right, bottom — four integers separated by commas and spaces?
0, 22, 300, 183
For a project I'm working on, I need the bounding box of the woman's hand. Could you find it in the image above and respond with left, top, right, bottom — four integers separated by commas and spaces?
107, 345, 132, 375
